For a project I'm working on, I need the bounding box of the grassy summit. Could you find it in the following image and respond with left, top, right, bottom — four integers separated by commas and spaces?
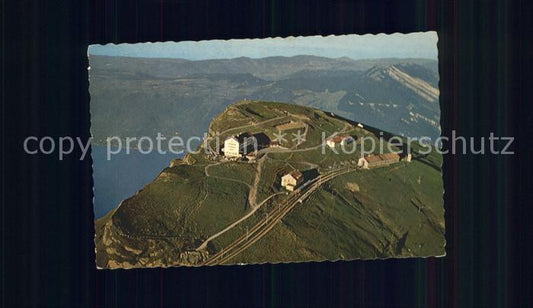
95, 100, 445, 268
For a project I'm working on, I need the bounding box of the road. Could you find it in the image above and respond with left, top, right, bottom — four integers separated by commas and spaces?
200, 167, 356, 266
195, 191, 286, 251
203, 115, 287, 154
195, 114, 356, 260
195, 154, 269, 250
204, 162, 252, 188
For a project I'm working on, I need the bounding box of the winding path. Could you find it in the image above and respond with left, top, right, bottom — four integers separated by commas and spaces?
195, 191, 286, 251
195, 112, 355, 255
201, 167, 357, 265
204, 163, 252, 188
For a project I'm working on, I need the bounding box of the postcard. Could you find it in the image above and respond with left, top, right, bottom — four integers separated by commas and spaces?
89, 32, 444, 268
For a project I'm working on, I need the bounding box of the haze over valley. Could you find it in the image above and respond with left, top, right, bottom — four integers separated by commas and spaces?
89, 55, 440, 144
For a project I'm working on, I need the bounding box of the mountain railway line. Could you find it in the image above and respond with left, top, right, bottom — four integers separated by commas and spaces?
201, 167, 356, 266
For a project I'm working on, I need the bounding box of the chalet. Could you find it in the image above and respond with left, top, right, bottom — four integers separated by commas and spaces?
357, 152, 400, 169
281, 170, 304, 191
326, 135, 354, 148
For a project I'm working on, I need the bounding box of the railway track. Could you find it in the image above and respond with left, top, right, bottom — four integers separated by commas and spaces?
202, 167, 356, 266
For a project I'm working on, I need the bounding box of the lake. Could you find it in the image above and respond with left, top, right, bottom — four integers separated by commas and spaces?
92, 146, 182, 219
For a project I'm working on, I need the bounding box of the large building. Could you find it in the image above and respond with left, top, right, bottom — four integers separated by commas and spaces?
223, 133, 257, 158
357, 152, 400, 169
223, 136, 240, 158
281, 170, 304, 191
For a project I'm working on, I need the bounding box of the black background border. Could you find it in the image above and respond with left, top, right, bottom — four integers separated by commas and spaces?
2, 0, 531, 306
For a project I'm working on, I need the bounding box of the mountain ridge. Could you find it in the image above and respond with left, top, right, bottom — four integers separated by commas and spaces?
89, 56, 440, 146
95, 100, 445, 268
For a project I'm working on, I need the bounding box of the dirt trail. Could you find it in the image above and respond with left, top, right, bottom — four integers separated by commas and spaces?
195, 154, 272, 251
202, 168, 357, 265
204, 163, 252, 188
195, 191, 285, 251
248, 155, 266, 208
195, 115, 353, 254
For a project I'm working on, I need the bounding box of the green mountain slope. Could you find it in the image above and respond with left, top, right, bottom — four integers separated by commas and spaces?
95, 101, 445, 268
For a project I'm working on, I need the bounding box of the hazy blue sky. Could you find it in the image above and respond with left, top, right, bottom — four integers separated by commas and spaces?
89, 32, 437, 61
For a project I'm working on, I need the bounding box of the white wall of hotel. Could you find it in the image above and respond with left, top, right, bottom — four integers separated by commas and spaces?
223, 137, 241, 158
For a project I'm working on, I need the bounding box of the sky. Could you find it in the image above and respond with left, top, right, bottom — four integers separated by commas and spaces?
89, 32, 437, 61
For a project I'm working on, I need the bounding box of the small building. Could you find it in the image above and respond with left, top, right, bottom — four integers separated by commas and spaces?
246, 152, 257, 162
357, 152, 400, 169
357, 123, 364, 128
326, 138, 337, 148
326, 135, 354, 148
403, 153, 412, 162
281, 170, 304, 191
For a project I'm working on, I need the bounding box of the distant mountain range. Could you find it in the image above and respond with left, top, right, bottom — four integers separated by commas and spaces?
95, 101, 445, 268
89, 55, 440, 144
